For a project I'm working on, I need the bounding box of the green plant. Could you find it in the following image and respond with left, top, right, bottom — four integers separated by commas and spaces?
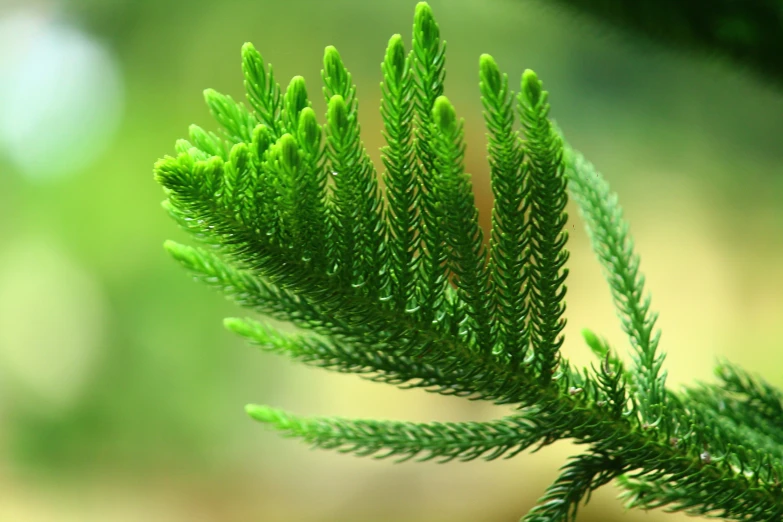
153, 2, 783, 520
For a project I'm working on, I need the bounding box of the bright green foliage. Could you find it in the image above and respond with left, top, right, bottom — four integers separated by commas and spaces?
380, 34, 418, 313
431, 95, 493, 353
480, 53, 530, 369
518, 69, 569, 383
154, 2, 783, 520
411, 4, 449, 328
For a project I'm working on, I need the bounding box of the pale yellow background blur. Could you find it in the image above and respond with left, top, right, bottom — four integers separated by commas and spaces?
0, 0, 782, 520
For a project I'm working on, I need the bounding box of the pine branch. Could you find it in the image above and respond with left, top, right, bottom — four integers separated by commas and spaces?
153, 2, 783, 520
480, 54, 530, 368
226, 316, 526, 399
617, 463, 783, 520
564, 147, 665, 426
242, 42, 283, 139
164, 241, 322, 325
431, 97, 493, 353
582, 329, 631, 420
380, 34, 419, 312
245, 405, 547, 463
524, 452, 626, 522
411, 2, 449, 327
204, 89, 257, 144
714, 359, 783, 430
519, 70, 569, 384
322, 48, 386, 297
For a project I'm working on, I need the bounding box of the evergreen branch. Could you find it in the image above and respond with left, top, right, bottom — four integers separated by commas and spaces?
258, 134, 298, 250
322, 48, 387, 297
245, 405, 547, 463
524, 452, 627, 522
380, 34, 419, 312
162, 242, 323, 326
188, 124, 225, 159
203, 88, 257, 144
431, 97, 493, 353
411, 1, 449, 326
247, 124, 279, 232
153, 2, 783, 519
242, 42, 283, 139
281, 76, 312, 136
617, 466, 783, 520
682, 368, 783, 460
519, 70, 569, 383
158, 154, 539, 405
226, 315, 519, 399
611, 389, 783, 520
480, 54, 530, 368
164, 240, 478, 390
714, 360, 783, 430
564, 147, 665, 426
582, 329, 631, 421
685, 388, 783, 462
292, 107, 330, 267
168, 244, 478, 399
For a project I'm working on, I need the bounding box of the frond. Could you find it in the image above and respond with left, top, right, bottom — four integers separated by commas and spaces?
241, 42, 283, 138
480, 53, 529, 367
380, 34, 419, 312
245, 405, 546, 463
519, 70, 569, 383
431, 97, 493, 353
411, 2, 449, 326
322, 48, 386, 296
226, 316, 517, 399
564, 146, 665, 425
203, 88, 257, 144
154, 2, 783, 520
524, 452, 626, 522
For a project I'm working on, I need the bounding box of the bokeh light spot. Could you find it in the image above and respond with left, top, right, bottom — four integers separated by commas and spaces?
0, 9, 124, 180
0, 239, 108, 414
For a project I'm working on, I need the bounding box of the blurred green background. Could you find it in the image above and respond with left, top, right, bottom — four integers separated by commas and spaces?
0, 0, 781, 520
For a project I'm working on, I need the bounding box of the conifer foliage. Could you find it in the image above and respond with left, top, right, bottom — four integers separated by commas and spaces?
154, 3, 783, 520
